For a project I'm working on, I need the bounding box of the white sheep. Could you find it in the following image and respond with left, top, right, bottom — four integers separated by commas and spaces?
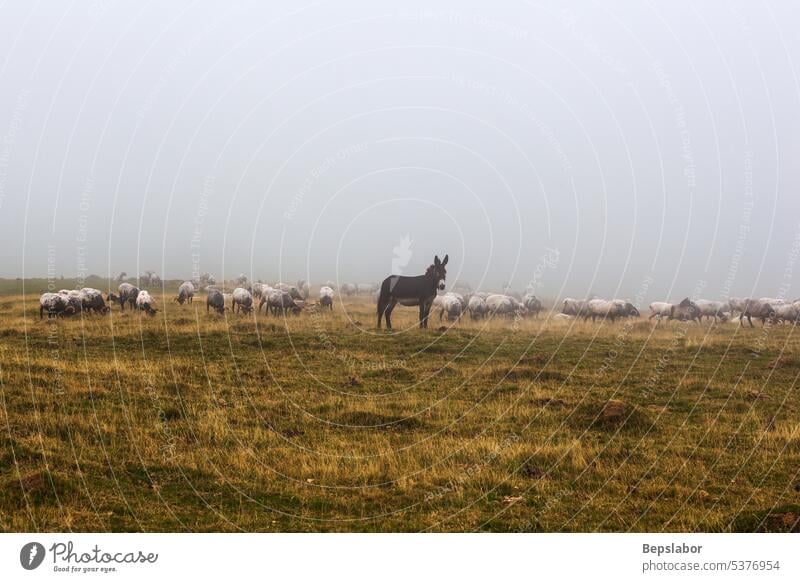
135, 290, 157, 315
232, 287, 254, 314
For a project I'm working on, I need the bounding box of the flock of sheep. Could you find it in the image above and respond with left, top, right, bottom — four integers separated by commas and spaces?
36, 275, 800, 328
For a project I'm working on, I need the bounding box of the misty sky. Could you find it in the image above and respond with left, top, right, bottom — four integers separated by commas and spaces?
1, 1, 799, 301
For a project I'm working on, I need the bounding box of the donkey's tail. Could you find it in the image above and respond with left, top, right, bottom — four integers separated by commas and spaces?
376, 278, 391, 328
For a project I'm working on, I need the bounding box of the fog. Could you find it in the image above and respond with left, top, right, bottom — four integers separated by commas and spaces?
1, 1, 799, 301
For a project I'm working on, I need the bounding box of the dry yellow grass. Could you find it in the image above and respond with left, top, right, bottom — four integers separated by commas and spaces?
1, 286, 799, 532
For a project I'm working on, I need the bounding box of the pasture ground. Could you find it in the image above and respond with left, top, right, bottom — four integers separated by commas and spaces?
1, 279, 799, 532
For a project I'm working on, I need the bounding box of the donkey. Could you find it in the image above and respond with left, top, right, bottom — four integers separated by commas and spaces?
377, 254, 448, 330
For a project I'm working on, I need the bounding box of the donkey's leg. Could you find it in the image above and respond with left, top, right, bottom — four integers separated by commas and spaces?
385, 301, 397, 330
377, 296, 389, 329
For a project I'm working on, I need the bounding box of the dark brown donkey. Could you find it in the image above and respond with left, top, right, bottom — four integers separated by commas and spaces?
377, 254, 448, 330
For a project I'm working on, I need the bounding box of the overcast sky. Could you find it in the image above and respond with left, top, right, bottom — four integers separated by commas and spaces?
1, 1, 799, 300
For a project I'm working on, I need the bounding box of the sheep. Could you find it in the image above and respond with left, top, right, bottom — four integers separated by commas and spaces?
252, 283, 274, 299
583, 299, 639, 322
649, 301, 673, 320
206, 288, 226, 314
668, 298, 700, 322
175, 281, 195, 305
340, 283, 357, 297
694, 299, 730, 323
584, 299, 629, 322
263, 290, 303, 316
773, 303, 800, 324
135, 290, 157, 315
467, 295, 488, 319
319, 286, 334, 310
288, 286, 304, 301
522, 293, 543, 317
232, 287, 254, 314
110, 282, 140, 311
39, 293, 76, 319
79, 288, 108, 314
438, 293, 465, 322
486, 294, 526, 317
562, 298, 588, 317
739, 299, 776, 327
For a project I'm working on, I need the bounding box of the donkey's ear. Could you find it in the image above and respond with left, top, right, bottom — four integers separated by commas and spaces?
442, 254, 449, 266
434, 255, 440, 266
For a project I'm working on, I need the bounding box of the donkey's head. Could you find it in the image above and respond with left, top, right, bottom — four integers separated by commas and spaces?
429, 254, 449, 290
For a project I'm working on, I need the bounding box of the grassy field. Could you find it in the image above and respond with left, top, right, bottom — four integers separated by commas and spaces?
1, 281, 799, 532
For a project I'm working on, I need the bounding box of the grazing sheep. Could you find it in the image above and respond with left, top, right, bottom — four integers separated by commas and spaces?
773, 303, 800, 324
288, 286, 304, 301
319, 286, 334, 310
340, 283, 357, 297
695, 300, 730, 322
668, 298, 700, 322
110, 282, 140, 311
135, 290, 157, 315
264, 290, 303, 316
79, 288, 108, 314
39, 293, 76, 319
562, 298, 589, 317
486, 294, 526, 317
438, 293, 465, 322
740, 299, 776, 327
522, 293, 543, 317
232, 287, 254, 314
467, 295, 488, 319
649, 301, 673, 320
252, 283, 274, 299
584, 299, 633, 322
176, 281, 195, 305
206, 288, 226, 314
